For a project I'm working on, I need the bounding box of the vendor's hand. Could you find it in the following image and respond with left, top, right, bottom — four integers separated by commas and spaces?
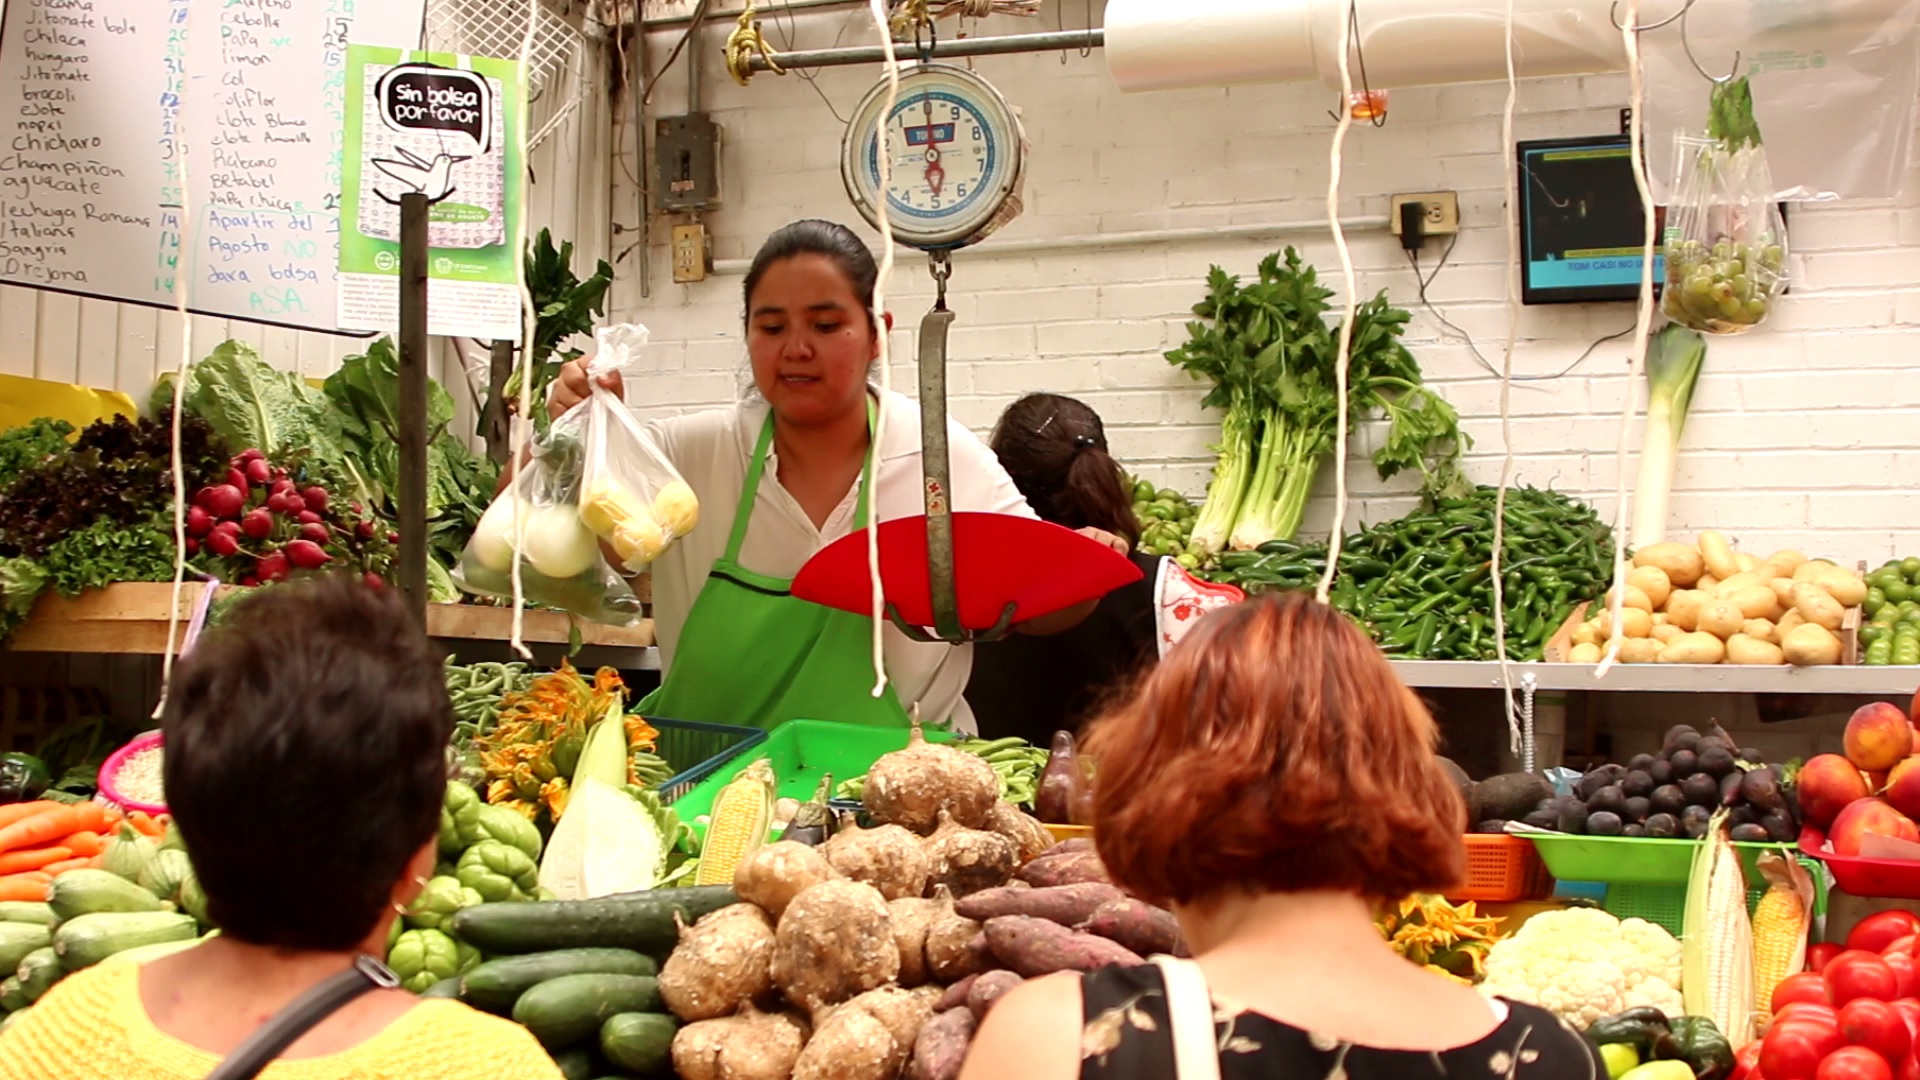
547, 356, 624, 420
1075, 526, 1130, 555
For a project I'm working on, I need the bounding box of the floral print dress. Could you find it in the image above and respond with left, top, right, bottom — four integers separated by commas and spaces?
1079, 966, 1603, 1080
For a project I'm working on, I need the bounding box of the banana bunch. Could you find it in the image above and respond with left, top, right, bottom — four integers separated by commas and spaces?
839, 735, 1048, 809
580, 478, 701, 571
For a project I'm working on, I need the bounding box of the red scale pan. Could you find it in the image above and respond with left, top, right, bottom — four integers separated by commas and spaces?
792, 512, 1143, 640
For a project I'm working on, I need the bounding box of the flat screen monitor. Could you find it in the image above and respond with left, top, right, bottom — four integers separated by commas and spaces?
1517, 135, 1666, 305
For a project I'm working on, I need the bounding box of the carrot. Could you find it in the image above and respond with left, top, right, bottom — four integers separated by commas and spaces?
0, 802, 58, 832
86, 855, 105, 869
41, 857, 90, 875
0, 805, 89, 854
0, 872, 52, 902
0, 846, 73, 875
127, 811, 165, 838
60, 831, 104, 858
70, 802, 110, 835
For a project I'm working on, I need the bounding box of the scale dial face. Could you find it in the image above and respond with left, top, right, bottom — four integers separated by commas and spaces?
840, 63, 1026, 251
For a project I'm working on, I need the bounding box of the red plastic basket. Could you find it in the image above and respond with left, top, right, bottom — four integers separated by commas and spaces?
1799, 824, 1920, 899
97, 731, 168, 817
1448, 834, 1555, 902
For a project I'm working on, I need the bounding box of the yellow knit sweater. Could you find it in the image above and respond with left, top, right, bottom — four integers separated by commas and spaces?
0, 961, 567, 1080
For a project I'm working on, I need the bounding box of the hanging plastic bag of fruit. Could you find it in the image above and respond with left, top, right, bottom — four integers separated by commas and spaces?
574, 324, 699, 575
1662, 76, 1789, 336
453, 335, 648, 626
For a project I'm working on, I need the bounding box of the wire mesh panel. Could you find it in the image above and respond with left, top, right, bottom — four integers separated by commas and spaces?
425, 0, 583, 92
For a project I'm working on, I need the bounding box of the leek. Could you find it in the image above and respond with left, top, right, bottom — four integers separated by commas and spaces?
1631, 324, 1708, 547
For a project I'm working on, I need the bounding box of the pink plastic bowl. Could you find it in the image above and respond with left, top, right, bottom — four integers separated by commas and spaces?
98, 731, 168, 817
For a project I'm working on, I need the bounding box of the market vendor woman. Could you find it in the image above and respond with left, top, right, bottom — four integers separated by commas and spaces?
544, 219, 1125, 733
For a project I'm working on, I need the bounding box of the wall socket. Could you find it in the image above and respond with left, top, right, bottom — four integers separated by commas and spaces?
1388, 191, 1461, 237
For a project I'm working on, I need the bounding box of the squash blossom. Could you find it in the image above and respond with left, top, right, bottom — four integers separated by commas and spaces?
473, 662, 627, 823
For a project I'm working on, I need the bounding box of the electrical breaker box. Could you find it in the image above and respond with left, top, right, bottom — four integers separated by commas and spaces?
655, 114, 722, 211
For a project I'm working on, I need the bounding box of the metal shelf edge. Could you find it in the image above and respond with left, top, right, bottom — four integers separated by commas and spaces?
1389, 660, 1920, 694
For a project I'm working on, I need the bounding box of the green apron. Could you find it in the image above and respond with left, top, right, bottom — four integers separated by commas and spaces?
637, 407, 912, 731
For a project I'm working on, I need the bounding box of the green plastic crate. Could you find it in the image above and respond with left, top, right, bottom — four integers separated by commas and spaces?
668, 719, 954, 832
1527, 833, 1796, 885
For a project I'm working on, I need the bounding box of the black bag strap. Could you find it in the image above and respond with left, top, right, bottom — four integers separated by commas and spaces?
203, 955, 401, 1080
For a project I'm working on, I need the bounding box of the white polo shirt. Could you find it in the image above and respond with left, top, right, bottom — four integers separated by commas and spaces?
643, 389, 1035, 732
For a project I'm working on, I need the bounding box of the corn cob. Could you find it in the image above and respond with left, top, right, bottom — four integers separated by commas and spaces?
1751, 851, 1814, 1027
693, 758, 777, 887
1684, 810, 1755, 1047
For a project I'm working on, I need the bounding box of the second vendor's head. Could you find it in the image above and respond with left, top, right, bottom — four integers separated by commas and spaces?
743, 219, 890, 430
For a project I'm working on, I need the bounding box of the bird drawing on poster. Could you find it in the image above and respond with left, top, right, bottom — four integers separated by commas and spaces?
372, 145, 470, 205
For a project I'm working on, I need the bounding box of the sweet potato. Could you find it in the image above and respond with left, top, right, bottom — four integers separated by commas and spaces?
888, 895, 940, 987
965, 970, 1023, 1022
772, 880, 900, 1012
982, 915, 1144, 977
1015, 850, 1109, 888
671, 1005, 809, 1080
1079, 897, 1183, 958
954, 883, 1123, 927
734, 841, 837, 919
907, 1004, 976, 1080
935, 973, 980, 1012
1043, 837, 1095, 857
658, 903, 776, 1021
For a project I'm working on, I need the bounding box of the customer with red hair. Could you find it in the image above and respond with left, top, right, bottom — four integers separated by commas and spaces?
961, 593, 1599, 1080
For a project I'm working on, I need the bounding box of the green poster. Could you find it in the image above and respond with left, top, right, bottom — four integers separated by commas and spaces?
337, 45, 525, 340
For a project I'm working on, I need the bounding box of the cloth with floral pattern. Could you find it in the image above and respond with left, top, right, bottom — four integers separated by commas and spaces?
1078, 964, 1602, 1080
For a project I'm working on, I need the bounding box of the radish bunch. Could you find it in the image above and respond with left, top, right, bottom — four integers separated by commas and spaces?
186, 448, 394, 587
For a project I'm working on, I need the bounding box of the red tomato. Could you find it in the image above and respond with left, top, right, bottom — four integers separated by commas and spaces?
1896, 1000, 1920, 1038
1903, 1058, 1920, 1080
1852, 913, 1920, 957
1782, 973, 1840, 1011
1817, 1046, 1895, 1080
1782, 1003, 1845, 1027
1734, 1042, 1767, 1080
1886, 937, 1918, 959
1815, 945, 1850, 973
1767, 1020, 1849, 1080
1842, 998, 1914, 1066
1889, 954, 1920, 1000
1831, 951, 1905, 1007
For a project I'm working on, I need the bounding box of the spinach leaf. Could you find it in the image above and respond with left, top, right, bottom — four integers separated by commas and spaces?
159, 341, 348, 465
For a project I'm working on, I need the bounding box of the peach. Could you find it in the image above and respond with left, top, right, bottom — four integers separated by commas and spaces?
1800, 752, 1874, 828
1845, 702, 1915, 772
1912, 688, 1920, 728
1830, 798, 1920, 857
1911, 727, 1920, 756
1890, 759, 1920, 820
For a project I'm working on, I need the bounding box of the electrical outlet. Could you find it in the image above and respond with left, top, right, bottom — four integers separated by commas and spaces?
672, 224, 708, 284
1389, 191, 1460, 237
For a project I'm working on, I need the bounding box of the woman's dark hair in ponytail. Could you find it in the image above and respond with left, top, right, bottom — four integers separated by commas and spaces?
990, 393, 1142, 547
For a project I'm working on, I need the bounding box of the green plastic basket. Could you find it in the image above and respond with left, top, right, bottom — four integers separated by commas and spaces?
1527, 834, 1795, 885
668, 719, 954, 832
1602, 882, 1779, 939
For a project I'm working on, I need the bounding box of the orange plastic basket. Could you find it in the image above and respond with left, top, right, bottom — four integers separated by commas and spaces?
1448, 834, 1555, 902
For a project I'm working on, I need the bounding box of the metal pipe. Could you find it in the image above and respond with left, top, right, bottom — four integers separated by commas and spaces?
709, 216, 1391, 275
745, 27, 1102, 70
635, 10, 652, 297
641, 0, 859, 30
397, 192, 432, 623
687, 0, 704, 112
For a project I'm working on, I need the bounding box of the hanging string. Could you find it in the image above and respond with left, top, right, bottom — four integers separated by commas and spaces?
1595, 0, 1658, 679
155, 5, 199, 719
864, 0, 901, 699
1314, 0, 1359, 605
1490, 0, 1524, 756
507, 0, 543, 658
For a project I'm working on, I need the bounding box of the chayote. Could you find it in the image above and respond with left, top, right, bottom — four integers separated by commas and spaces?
455, 840, 539, 904
388, 928, 461, 994
440, 783, 483, 858
474, 803, 543, 862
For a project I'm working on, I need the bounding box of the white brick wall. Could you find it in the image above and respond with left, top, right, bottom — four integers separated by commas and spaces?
618, 4, 1920, 561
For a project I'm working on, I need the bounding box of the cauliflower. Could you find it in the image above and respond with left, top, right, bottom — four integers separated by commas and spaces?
1477, 908, 1685, 1028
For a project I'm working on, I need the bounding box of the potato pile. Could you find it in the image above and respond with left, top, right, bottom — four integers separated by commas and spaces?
1566, 531, 1862, 667
663, 727, 1181, 1080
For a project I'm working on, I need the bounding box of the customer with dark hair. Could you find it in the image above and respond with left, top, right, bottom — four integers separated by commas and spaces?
964, 393, 1161, 744
962, 593, 1601, 1080
0, 575, 563, 1080
543, 220, 1127, 733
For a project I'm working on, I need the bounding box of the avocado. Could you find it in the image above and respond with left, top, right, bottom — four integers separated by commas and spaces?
1579, 764, 1627, 801
1650, 784, 1688, 817
1622, 823, 1648, 838
1760, 812, 1795, 843
1668, 749, 1699, 777
1697, 745, 1737, 779
1475, 773, 1554, 824
1588, 811, 1624, 836
1648, 759, 1674, 786
1436, 757, 1477, 826
1645, 813, 1679, 838
1473, 820, 1511, 834
1587, 785, 1628, 816
1681, 805, 1712, 838
1731, 823, 1770, 843
1628, 753, 1656, 773
1554, 796, 1590, 835
1523, 809, 1559, 830
1621, 769, 1655, 799
1663, 725, 1700, 752
1682, 773, 1722, 808
1738, 747, 1764, 764
1622, 796, 1651, 823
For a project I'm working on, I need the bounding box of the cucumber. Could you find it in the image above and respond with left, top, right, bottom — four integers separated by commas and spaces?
461, 948, 658, 1014
47, 870, 170, 920
54, 911, 196, 969
0, 902, 56, 926
0, 975, 26, 1012
15, 947, 60, 1002
600, 1012, 677, 1075
419, 977, 464, 999
512, 974, 661, 1048
450, 886, 736, 957
551, 1047, 598, 1080
0, 923, 52, 972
